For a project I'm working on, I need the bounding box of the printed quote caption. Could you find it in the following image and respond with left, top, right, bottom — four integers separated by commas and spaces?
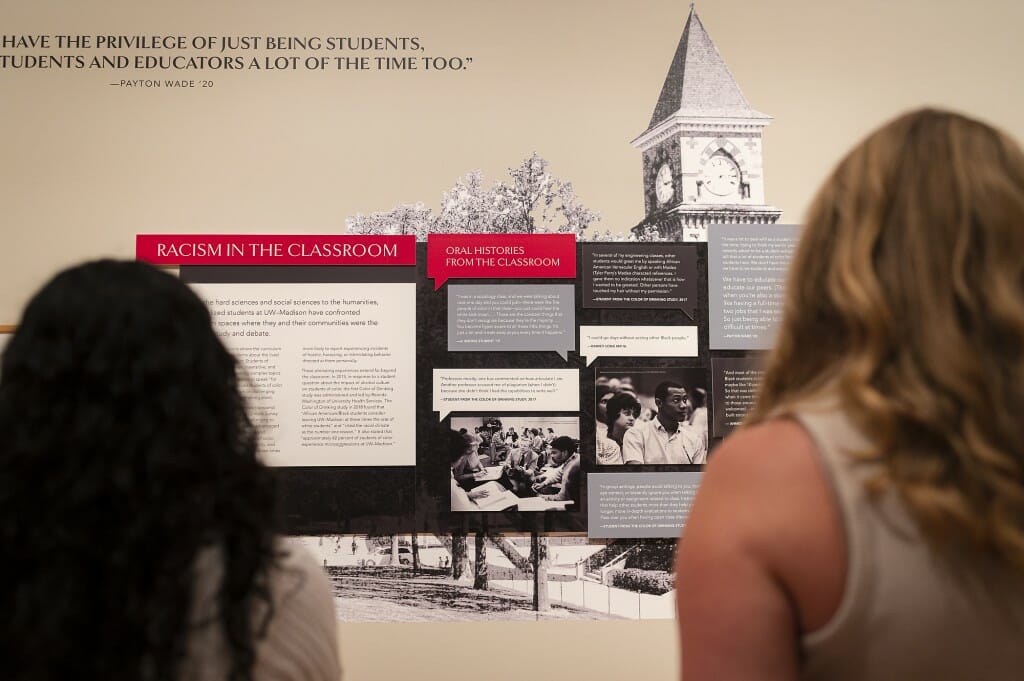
1, 34, 475, 85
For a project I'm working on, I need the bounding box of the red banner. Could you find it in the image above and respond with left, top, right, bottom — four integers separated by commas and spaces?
136, 234, 416, 266
427, 233, 576, 289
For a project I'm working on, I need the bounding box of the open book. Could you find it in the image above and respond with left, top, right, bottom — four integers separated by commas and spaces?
456, 482, 576, 512
461, 481, 520, 512
515, 498, 573, 512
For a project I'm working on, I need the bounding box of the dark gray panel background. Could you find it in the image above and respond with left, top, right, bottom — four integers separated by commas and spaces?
708, 223, 799, 350
582, 243, 698, 318
588, 471, 704, 538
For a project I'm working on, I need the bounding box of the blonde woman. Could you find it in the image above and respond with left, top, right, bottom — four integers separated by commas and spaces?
677, 110, 1024, 679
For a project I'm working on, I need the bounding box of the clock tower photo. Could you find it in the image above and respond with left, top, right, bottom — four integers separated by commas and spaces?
632, 5, 781, 241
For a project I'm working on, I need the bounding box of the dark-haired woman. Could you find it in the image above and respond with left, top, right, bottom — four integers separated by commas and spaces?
596, 392, 641, 465
0, 260, 340, 680
676, 110, 1024, 679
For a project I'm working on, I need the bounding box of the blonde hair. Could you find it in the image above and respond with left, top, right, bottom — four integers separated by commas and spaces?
747, 109, 1024, 569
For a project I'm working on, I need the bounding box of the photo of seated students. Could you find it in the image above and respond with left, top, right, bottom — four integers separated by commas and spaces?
622, 381, 706, 465
448, 416, 580, 512
596, 369, 709, 465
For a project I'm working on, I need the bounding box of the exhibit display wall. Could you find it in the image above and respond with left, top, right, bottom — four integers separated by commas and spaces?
3, 1, 1023, 679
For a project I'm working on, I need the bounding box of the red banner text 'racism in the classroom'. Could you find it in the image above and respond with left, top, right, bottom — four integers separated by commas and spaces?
427, 233, 576, 289
136, 235, 416, 266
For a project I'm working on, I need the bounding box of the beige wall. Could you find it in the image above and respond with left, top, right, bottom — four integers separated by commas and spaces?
2, 1, 1022, 677
3, 0, 1023, 325
337, 620, 678, 680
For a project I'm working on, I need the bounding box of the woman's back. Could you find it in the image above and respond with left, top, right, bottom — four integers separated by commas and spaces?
677, 110, 1024, 680
182, 543, 340, 681
678, 408, 1024, 680
797, 405, 1024, 680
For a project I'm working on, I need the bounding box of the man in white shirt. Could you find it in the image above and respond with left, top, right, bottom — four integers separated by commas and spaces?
621, 381, 706, 464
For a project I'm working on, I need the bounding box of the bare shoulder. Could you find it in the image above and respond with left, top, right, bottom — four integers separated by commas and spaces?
684, 419, 832, 550
696, 419, 845, 627
675, 419, 845, 680
705, 418, 821, 488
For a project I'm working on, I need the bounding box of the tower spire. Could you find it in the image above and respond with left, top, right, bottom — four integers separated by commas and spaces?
646, 6, 766, 130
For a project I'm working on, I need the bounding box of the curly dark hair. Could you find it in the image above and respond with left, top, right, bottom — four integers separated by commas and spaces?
605, 392, 641, 439
0, 260, 279, 681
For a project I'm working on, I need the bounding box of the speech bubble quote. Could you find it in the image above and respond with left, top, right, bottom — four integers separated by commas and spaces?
579, 325, 697, 366
588, 472, 704, 538
709, 223, 800, 350
711, 356, 765, 438
582, 243, 697, 318
432, 369, 579, 419
447, 284, 575, 360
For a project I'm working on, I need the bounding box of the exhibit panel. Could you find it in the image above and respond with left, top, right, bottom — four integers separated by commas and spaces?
131, 221, 733, 625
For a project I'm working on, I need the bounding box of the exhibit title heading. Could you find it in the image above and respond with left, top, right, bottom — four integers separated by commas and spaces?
136, 234, 416, 266
427, 234, 577, 288
442, 245, 559, 269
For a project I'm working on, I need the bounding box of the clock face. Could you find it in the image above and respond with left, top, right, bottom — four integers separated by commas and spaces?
655, 163, 674, 205
703, 156, 740, 197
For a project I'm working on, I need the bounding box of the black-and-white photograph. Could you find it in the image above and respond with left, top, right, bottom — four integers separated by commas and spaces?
290, 534, 676, 622
448, 416, 580, 512
594, 368, 708, 465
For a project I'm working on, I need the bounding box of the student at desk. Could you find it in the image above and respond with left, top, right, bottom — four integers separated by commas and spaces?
448, 431, 522, 512
541, 452, 580, 505
532, 436, 578, 495
450, 431, 485, 488
532, 437, 580, 506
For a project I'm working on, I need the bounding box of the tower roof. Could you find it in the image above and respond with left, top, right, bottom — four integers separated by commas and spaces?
646, 6, 768, 130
